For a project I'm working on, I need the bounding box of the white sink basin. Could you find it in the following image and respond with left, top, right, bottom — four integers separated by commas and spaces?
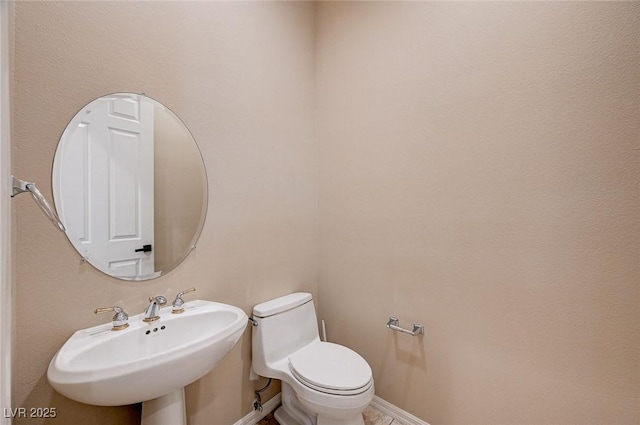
48, 300, 247, 407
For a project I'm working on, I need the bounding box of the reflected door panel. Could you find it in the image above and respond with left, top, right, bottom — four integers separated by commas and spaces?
53, 93, 208, 281
58, 94, 155, 278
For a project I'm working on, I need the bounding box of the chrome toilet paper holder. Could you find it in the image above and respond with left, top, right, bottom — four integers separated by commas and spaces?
386, 316, 424, 336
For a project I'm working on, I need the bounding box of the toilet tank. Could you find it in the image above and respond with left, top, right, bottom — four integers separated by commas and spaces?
252, 292, 319, 376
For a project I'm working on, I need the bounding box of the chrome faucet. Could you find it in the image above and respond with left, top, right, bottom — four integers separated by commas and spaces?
143, 296, 167, 322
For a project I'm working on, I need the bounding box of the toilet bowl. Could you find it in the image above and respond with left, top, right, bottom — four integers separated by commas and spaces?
251, 293, 374, 425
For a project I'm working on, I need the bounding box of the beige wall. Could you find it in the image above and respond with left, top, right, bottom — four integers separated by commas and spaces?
316, 2, 639, 425
11, 2, 640, 425
11, 2, 316, 424
153, 105, 206, 274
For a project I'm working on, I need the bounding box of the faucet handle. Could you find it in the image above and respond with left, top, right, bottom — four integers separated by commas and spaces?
94, 306, 129, 331
172, 287, 196, 314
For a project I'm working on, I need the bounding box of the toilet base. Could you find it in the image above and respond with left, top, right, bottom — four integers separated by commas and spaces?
274, 406, 305, 425
277, 383, 315, 425
276, 383, 366, 425
274, 405, 365, 425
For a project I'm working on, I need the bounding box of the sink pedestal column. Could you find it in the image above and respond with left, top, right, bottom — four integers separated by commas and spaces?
141, 388, 186, 425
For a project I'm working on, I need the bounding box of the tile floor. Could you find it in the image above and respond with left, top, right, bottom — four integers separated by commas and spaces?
257, 405, 404, 425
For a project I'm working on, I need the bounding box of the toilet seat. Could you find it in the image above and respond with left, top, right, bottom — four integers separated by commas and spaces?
288, 342, 373, 396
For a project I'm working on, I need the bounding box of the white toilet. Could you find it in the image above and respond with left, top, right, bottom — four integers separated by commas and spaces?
252, 292, 374, 425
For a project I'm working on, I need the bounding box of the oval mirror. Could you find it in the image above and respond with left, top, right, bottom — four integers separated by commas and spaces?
52, 93, 208, 281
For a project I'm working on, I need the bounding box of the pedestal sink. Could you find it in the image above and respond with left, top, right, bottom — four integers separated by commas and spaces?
47, 300, 248, 425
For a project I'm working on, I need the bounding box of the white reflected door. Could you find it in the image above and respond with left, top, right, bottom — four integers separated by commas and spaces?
59, 94, 155, 278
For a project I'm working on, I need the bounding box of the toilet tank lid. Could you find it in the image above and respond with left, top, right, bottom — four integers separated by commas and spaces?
253, 292, 313, 318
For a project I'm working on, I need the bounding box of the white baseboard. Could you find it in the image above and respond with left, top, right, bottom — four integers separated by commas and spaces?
232, 393, 429, 425
233, 393, 282, 425
370, 395, 430, 425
